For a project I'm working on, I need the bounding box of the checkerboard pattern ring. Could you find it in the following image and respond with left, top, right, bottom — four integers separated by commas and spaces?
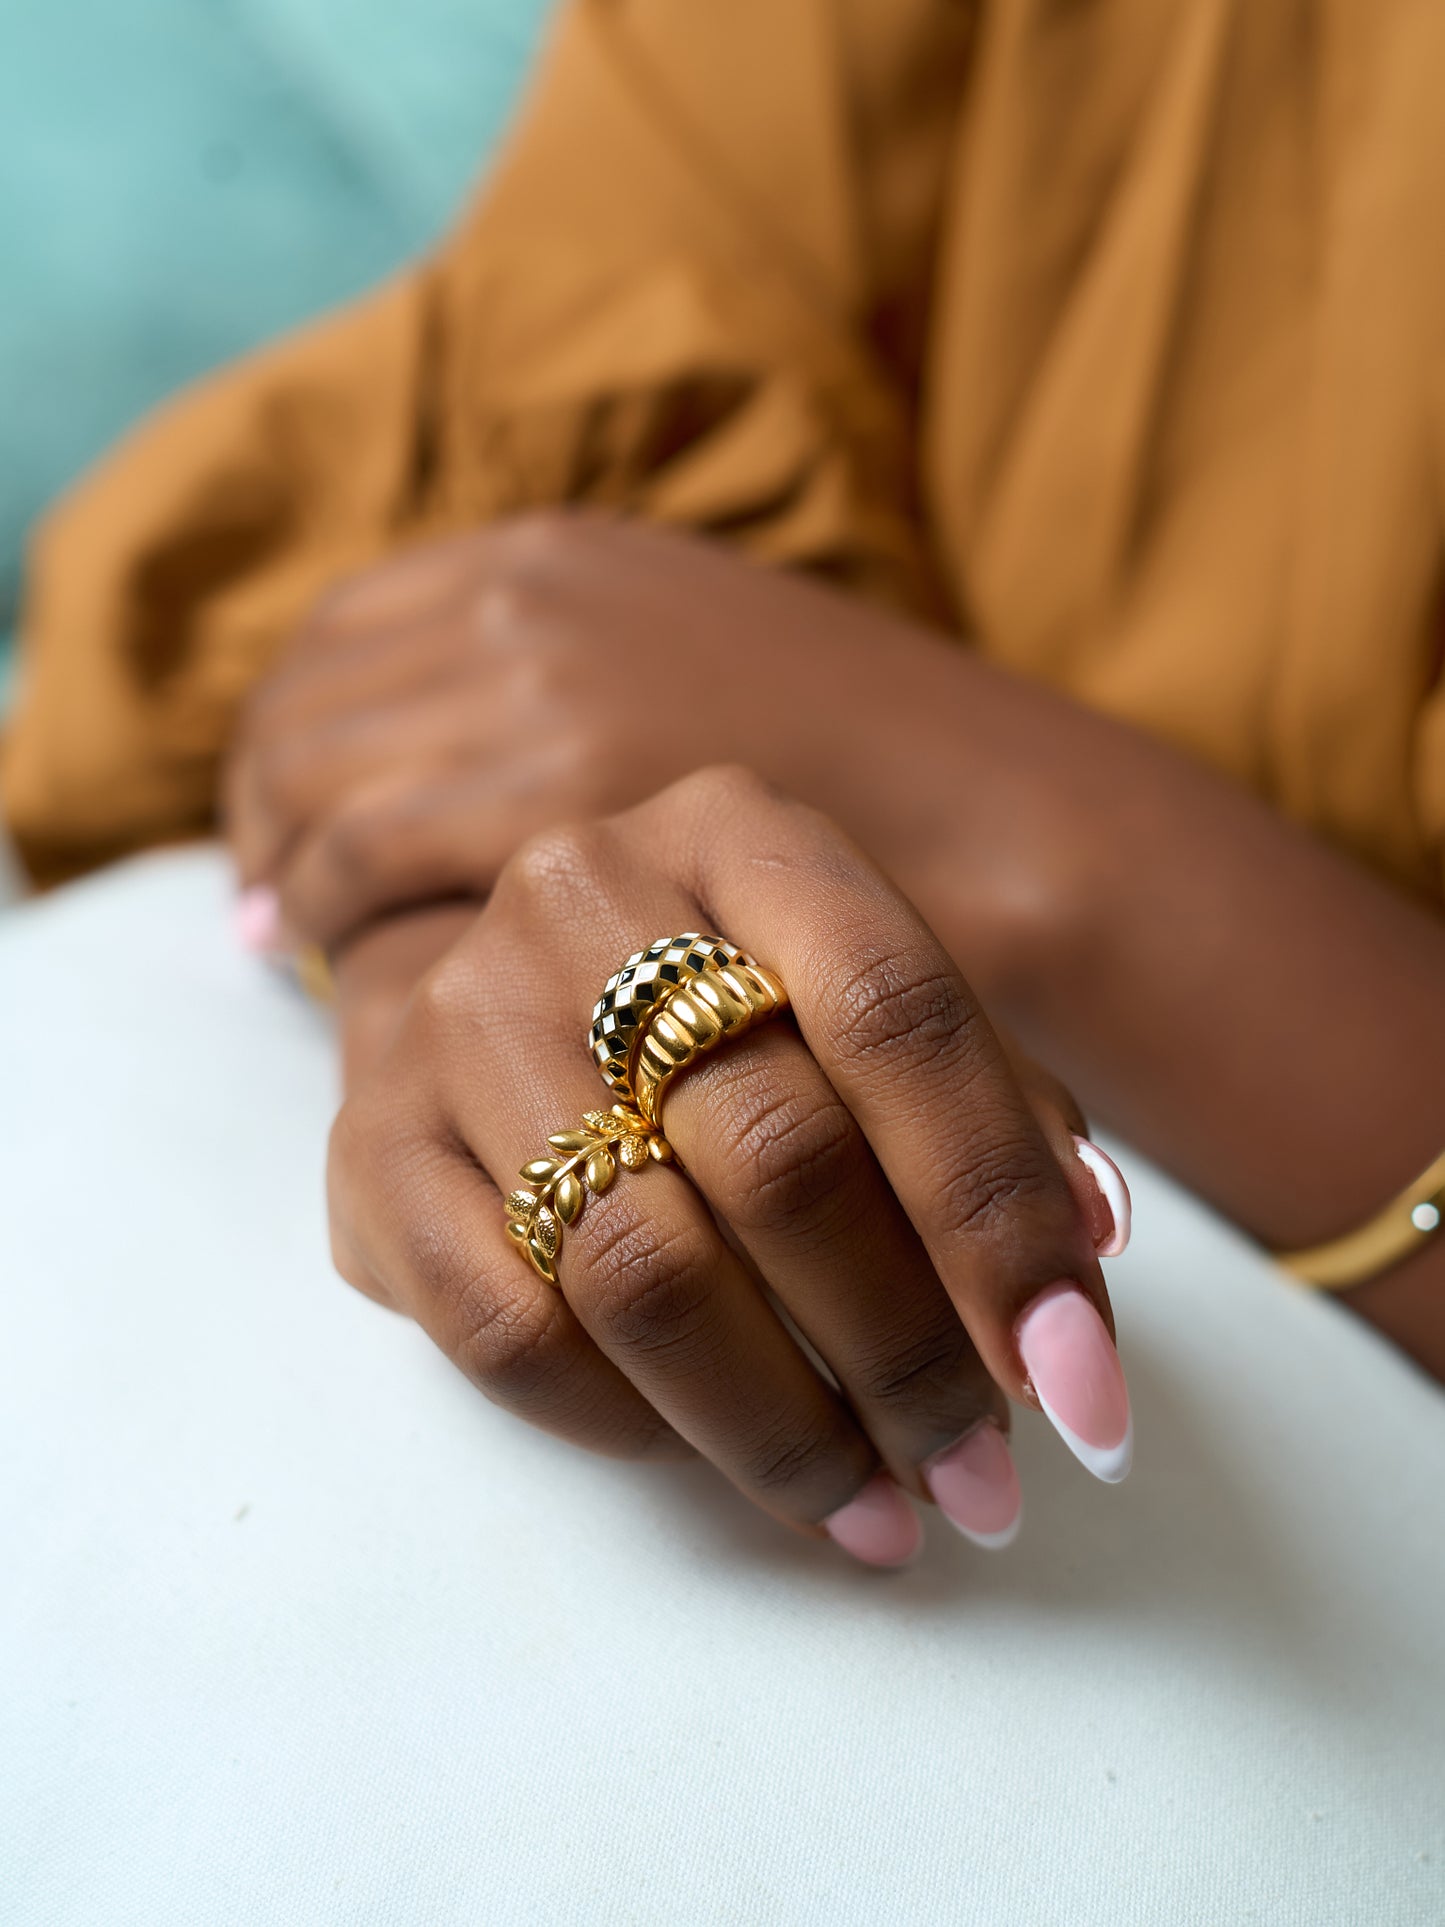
589, 935, 744, 1097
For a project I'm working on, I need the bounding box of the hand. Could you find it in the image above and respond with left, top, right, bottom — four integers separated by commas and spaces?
326, 765, 1133, 1567
224, 510, 1088, 979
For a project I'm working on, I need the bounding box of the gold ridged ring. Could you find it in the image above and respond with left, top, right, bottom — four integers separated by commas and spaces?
589, 933, 789, 1131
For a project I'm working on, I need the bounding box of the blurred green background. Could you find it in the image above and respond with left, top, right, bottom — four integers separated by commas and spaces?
0, 0, 554, 686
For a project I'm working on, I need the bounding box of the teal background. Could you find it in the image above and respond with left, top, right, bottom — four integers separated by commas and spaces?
0, 0, 554, 678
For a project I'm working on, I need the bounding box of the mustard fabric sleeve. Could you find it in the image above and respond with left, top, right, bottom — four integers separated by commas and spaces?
2, 0, 968, 884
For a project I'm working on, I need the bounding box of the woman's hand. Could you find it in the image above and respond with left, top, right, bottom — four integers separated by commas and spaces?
224, 511, 1087, 981
327, 765, 1133, 1567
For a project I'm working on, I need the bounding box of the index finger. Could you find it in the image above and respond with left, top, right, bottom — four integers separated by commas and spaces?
631, 766, 1133, 1483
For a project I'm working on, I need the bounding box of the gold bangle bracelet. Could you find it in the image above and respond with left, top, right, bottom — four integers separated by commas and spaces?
1274, 1145, 1445, 1290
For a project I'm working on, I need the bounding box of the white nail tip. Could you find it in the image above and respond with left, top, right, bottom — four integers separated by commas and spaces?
942, 1511, 1022, 1552
1036, 1394, 1134, 1484
1073, 1136, 1132, 1257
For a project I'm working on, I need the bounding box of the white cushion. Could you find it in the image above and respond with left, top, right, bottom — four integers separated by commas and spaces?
2, 847, 1442, 1925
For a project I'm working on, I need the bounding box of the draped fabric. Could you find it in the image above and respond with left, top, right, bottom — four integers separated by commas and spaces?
7, 0, 1445, 897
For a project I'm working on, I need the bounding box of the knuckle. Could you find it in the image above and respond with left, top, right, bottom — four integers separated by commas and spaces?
412, 948, 486, 1039
452, 1282, 570, 1408
577, 1210, 718, 1362
495, 507, 580, 577
744, 1416, 851, 1502
856, 1318, 981, 1420
826, 946, 979, 1081
715, 1072, 860, 1242
467, 572, 556, 647
933, 1134, 1061, 1249
668, 761, 778, 815
495, 819, 614, 910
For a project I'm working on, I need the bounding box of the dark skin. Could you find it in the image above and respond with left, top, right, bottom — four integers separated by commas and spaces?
322, 768, 1120, 1545
228, 510, 1445, 1383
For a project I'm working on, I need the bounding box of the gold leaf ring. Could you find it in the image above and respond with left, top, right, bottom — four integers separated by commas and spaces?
505, 1105, 673, 1286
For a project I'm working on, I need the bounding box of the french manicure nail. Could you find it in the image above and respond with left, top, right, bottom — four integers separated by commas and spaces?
923, 1421, 1022, 1549
823, 1472, 923, 1568
234, 885, 283, 954
1016, 1284, 1132, 1483
1072, 1135, 1131, 1256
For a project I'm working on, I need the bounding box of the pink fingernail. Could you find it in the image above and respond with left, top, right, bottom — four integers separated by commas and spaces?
923, 1422, 1022, 1549
234, 885, 282, 954
823, 1472, 923, 1568
1016, 1284, 1132, 1483
1072, 1135, 1132, 1256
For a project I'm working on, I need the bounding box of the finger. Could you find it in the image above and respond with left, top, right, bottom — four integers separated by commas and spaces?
1005, 1049, 1133, 1261
227, 691, 478, 889
637, 767, 1133, 1483
421, 848, 925, 1563
332, 902, 482, 1093
662, 1020, 1020, 1536
276, 765, 541, 951
329, 1070, 701, 1465
297, 531, 489, 649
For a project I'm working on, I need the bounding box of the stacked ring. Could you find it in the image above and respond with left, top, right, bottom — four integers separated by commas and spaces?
589, 931, 789, 1129
511, 933, 789, 1286
589, 934, 748, 1098
628, 956, 788, 1128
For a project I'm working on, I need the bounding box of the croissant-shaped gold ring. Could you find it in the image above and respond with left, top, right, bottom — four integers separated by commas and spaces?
588, 932, 789, 1131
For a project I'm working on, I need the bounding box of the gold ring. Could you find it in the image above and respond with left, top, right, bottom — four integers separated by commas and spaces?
589, 932, 789, 1130
589, 935, 748, 1098
504, 1105, 673, 1285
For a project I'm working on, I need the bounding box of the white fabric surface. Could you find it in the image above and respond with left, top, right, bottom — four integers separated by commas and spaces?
2, 846, 1443, 1926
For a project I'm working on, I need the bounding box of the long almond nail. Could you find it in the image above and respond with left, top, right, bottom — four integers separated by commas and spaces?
1016, 1285, 1132, 1483
923, 1422, 1022, 1549
234, 885, 282, 954
1072, 1135, 1131, 1256
823, 1473, 923, 1568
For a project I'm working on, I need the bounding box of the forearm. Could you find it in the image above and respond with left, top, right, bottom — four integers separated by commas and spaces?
906, 654, 1445, 1372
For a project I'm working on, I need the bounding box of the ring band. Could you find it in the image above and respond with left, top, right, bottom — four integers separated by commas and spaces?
505, 1105, 673, 1285
589, 932, 789, 1130
590, 935, 749, 1098
630, 958, 787, 1127
513, 934, 788, 1286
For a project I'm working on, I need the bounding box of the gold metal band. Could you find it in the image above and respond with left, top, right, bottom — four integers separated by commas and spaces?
1274, 1144, 1445, 1290
294, 942, 336, 1005
589, 935, 747, 1097
504, 1105, 673, 1285
509, 934, 789, 1286
630, 959, 788, 1128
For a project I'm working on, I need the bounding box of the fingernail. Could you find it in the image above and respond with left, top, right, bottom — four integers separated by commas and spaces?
922, 1421, 1022, 1549
1072, 1135, 1131, 1256
1016, 1284, 1132, 1483
823, 1472, 924, 1568
234, 885, 282, 954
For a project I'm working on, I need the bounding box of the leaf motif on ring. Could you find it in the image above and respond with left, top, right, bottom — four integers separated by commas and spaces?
554, 1173, 584, 1224
527, 1234, 558, 1282
584, 1148, 617, 1194
533, 1207, 560, 1254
